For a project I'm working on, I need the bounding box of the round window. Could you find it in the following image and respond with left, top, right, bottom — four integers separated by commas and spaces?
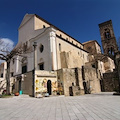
39, 44, 44, 53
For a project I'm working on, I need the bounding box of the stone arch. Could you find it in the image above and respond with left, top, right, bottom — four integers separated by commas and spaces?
106, 45, 115, 55
104, 28, 111, 39
47, 80, 52, 95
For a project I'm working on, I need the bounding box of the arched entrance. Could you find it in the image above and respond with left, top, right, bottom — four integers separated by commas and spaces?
69, 86, 73, 96
83, 82, 88, 94
19, 80, 22, 92
47, 80, 52, 95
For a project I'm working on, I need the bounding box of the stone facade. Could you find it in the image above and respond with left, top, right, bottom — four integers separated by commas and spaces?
34, 70, 57, 96
83, 40, 101, 55
99, 20, 118, 55
2, 14, 117, 96
13, 71, 33, 95
98, 20, 119, 92
57, 67, 101, 96
103, 71, 119, 92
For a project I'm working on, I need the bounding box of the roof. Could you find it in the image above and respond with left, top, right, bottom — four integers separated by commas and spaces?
20, 14, 83, 46
35, 14, 83, 45
98, 20, 112, 27
82, 40, 101, 47
19, 14, 34, 29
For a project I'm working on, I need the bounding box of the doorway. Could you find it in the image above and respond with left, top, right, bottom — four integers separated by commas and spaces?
19, 80, 22, 92
47, 80, 52, 95
69, 86, 73, 96
100, 79, 104, 92
83, 82, 88, 94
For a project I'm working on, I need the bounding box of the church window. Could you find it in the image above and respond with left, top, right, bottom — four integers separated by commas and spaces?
1, 73, 3, 78
88, 46, 91, 50
39, 63, 44, 70
59, 43, 61, 51
60, 34, 62, 37
21, 57, 28, 74
82, 66, 85, 80
22, 65, 27, 74
111, 47, 114, 55
92, 64, 95, 68
105, 32, 111, 38
11, 72, 14, 77
43, 25, 46, 28
104, 28, 111, 39
39, 44, 44, 53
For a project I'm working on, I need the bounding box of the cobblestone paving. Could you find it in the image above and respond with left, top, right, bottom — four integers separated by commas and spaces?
0, 92, 120, 120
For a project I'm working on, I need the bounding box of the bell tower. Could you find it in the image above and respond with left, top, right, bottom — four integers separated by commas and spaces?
99, 20, 118, 56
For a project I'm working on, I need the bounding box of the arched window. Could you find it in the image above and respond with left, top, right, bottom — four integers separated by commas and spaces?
21, 57, 27, 74
110, 47, 114, 55
39, 44, 44, 53
59, 43, 61, 51
43, 25, 46, 28
38, 58, 44, 70
60, 34, 62, 37
107, 47, 114, 55
104, 28, 111, 39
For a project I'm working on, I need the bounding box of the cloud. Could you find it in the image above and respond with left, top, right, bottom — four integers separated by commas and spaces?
1, 38, 14, 48
0, 38, 14, 51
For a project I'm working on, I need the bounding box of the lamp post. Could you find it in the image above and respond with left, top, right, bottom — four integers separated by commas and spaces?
33, 42, 37, 97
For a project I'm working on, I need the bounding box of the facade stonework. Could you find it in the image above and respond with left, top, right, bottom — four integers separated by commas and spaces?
99, 20, 118, 56
99, 20, 119, 92
0, 14, 118, 96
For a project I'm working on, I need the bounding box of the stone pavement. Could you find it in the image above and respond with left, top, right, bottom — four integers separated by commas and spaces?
0, 92, 120, 120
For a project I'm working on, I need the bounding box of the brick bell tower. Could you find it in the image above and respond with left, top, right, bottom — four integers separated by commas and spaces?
99, 20, 118, 56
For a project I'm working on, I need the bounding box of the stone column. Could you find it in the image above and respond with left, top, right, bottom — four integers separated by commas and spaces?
49, 27, 57, 71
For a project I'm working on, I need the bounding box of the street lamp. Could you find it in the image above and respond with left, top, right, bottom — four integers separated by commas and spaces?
33, 42, 37, 97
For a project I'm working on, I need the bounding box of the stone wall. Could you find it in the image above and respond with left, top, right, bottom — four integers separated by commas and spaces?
60, 50, 86, 69
84, 66, 101, 93
83, 40, 101, 54
103, 71, 119, 92
14, 71, 33, 96
57, 67, 101, 96
57, 68, 76, 96
35, 70, 57, 96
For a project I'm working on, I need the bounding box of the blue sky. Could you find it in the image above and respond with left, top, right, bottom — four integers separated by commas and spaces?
0, 0, 120, 49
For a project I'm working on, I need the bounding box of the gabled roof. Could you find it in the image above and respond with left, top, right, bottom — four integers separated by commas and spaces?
35, 14, 83, 46
19, 13, 83, 46
19, 14, 34, 29
98, 20, 112, 27
82, 40, 101, 47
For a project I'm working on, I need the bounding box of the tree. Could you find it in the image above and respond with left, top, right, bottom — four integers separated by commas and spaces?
0, 39, 32, 94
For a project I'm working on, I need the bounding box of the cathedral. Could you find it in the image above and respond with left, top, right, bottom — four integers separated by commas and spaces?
0, 14, 118, 97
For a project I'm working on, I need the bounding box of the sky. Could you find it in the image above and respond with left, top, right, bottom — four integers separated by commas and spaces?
0, 0, 120, 50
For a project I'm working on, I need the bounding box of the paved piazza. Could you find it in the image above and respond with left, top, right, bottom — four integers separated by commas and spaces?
0, 92, 120, 120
